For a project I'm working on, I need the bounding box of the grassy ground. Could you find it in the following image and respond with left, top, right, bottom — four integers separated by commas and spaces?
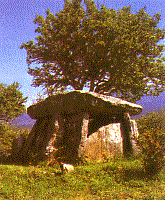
0, 159, 164, 200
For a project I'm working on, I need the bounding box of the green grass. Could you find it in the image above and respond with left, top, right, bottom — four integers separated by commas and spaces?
0, 159, 164, 200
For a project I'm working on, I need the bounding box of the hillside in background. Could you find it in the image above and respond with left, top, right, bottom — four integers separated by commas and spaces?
136, 92, 165, 118
11, 114, 36, 128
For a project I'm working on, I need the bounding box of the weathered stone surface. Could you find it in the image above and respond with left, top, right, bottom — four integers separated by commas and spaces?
120, 113, 133, 157
61, 163, 74, 173
78, 113, 89, 157
27, 90, 143, 119
84, 119, 139, 161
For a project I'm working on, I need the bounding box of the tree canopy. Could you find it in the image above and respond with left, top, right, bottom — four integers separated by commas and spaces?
21, 0, 165, 102
0, 82, 27, 122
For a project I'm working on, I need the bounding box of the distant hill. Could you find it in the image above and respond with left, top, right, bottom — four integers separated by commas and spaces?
135, 92, 165, 118
11, 114, 36, 129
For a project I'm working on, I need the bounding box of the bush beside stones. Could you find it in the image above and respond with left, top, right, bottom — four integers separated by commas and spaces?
136, 109, 165, 177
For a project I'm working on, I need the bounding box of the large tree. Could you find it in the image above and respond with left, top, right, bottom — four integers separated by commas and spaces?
21, 0, 165, 102
0, 82, 27, 122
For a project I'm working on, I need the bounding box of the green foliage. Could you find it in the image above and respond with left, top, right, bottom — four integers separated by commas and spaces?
0, 82, 27, 122
0, 122, 30, 151
21, 0, 165, 102
0, 160, 164, 199
0, 122, 15, 151
136, 109, 165, 177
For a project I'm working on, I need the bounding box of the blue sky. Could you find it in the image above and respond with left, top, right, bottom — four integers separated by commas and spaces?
0, 0, 165, 115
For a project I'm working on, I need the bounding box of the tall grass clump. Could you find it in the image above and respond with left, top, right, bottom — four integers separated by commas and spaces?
136, 109, 165, 177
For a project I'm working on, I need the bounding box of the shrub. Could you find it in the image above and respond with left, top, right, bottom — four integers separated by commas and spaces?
136, 109, 165, 177
0, 122, 30, 152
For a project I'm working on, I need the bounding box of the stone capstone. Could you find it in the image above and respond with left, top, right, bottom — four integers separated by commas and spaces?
27, 90, 143, 119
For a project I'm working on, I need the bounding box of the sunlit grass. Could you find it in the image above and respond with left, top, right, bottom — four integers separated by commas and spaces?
0, 159, 164, 200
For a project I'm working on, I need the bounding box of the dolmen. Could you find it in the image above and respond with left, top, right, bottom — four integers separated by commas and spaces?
12, 90, 143, 165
